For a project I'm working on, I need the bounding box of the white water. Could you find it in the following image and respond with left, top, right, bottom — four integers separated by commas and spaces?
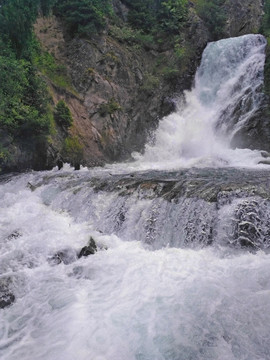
131, 34, 267, 170
1, 34, 270, 360
1, 172, 270, 360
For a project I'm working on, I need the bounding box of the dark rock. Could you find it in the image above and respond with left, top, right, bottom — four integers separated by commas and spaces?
0, 292, 15, 309
57, 159, 63, 170
0, 277, 15, 309
7, 230, 22, 240
258, 160, 270, 165
48, 248, 77, 266
27, 182, 37, 191
74, 163, 80, 171
261, 151, 270, 158
78, 237, 97, 258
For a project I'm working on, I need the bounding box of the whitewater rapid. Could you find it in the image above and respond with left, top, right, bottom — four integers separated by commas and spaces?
1, 170, 270, 360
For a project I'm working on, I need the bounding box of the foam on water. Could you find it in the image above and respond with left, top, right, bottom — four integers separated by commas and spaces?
1, 169, 270, 359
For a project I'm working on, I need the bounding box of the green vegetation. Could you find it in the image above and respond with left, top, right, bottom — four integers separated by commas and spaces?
62, 135, 83, 167
54, 100, 73, 129
99, 98, 122, 117
195, 0, 226, 40
54, 0, 113, 36
262, 0, 270, 96
0, 0, 39, 58
141, 73, 160, 94
32, 41, 75, 93
0, 0, 54, 172
122, 0, 188, 34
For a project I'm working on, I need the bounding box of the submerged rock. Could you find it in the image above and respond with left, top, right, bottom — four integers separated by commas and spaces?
258, 159, 270, 165
7, 230, 22, 240
0, 277, 15, 309
78, 237, 97, 258
261, 151, 270, 158
48, 248, 77, 266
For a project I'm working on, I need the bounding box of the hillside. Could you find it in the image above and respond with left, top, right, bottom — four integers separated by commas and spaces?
0, 0, 267, 172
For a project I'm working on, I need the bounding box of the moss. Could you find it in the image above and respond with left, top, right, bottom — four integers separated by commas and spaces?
104, 51, 120, 63
33, 40, 77, 95
86, 67, 96, 76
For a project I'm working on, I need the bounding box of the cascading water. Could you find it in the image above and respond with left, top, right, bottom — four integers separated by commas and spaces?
1, 35, 270, 360
133, 34, 267, 169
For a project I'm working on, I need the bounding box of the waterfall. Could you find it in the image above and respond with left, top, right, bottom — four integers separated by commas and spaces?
1, 35, 270, 360
132, 34, 267, 169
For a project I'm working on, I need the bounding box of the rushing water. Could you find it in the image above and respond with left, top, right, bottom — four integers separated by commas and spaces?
1, 34, 270, 360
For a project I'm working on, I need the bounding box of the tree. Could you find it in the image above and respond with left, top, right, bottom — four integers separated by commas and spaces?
195, 0, 226, 40
54, 100, 73, 129
54, 0, 112, 36
0, 0, 39, 57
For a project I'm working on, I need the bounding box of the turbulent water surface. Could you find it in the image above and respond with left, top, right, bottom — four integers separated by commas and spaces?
1, 34, 270, 360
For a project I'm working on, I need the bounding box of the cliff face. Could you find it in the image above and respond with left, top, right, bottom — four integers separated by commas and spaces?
33, 0, 265, 169
224, 0, 264, 37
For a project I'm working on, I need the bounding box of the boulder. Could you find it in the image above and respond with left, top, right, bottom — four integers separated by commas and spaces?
78, 237, 97, 258
48, 247, 77, 265
0, 277, 15, 309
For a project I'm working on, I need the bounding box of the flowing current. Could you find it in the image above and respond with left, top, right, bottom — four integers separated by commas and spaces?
1, 35, 270, 360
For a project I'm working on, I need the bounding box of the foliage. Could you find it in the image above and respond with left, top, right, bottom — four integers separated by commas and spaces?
54, 100, 73, 128
40, 0, 56, 16
123, 0, 157, 33
195, 0, 226, 40
140, 73, 160, 94
122, 0, 188, 35
157, 0, 188, 33
54, 0, 112, 36
99, 98, 122, 117
109, 25, 154, 49
32, 40, 75, 93
263, 0, 270, 36
262, 0, 270, 96
0, 0, 39, 57
0, 0, 53, 172
0, 53, 50, 138
62, 135, 83, 166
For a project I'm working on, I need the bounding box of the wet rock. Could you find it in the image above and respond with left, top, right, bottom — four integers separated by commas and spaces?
0, 277, 15, 309
78, 237, 97, 258
7, 230, 22, 240
258, 160, 270, 165
0, 292, 15, 309
48, 248, 77, 266
261, 151, 270, 158
74, 163, 80, 171
27, 182, 37, 191
57, 159, 63, 170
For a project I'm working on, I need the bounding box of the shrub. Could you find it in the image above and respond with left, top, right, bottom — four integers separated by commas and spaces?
54, 0, 112, 36
62, 135, 83, 167
54, 100, 73, 128
99, 98, 122, 117
140, 73, 160, 94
